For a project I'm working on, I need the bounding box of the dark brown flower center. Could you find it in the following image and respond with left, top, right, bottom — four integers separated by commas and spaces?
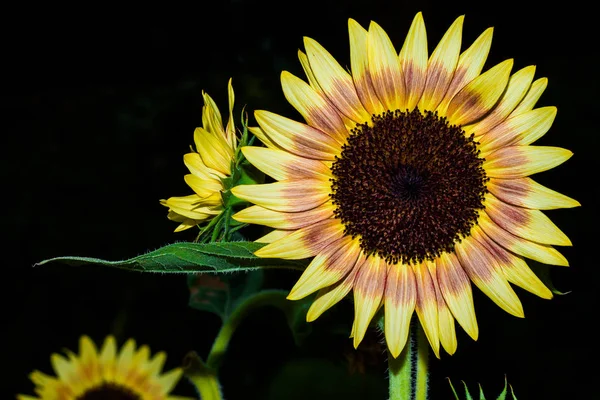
330, 108, 488, 264
77, 383, 142, 400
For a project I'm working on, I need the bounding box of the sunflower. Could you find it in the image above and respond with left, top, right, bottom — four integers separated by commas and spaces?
231, 13, 579, 358
161, 78, 237, 232
17, 335, 189, 400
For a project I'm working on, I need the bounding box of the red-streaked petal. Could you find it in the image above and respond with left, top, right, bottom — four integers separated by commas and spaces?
478, 210, 569, 266
233, 202, 334, 230
241, 146, 331, 181
426, 260, 457, 355
464, 65, 536, 137
384, 263, 417, 358
483, 145, 573, 179
304, 37, 371, 123
367, 21, 406, 112
352, 255, 387, 348
306, 252, 366, 322
436, 27, 494, 116
419, 15, 464, 111
254, 110, 341, 160
412, 261, 440, 358
454, 230, 524, 318
348, 18, 385, 115
477, 230, 553, 299
399, 12, 428, 111
231, 180, 330, 213
487, 177, 580, 210
281, 71, 349, 143
436, 252, 478, 340
288, 236, 361, 300
447, 59, 513, 126
254, 218, 345, 259
483, 194, 572, 246
478, 106, 557, 153
418, 15, 464, 112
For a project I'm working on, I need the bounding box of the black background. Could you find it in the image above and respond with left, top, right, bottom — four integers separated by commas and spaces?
3, 1, 598, 399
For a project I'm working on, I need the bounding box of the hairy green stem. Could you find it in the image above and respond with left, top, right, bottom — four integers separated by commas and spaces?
388, 321, 429, 400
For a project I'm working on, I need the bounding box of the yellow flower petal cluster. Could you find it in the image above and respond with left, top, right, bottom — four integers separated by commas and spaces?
161, 79, 237, 232
18, 335, 190, 400
232, 13, 579, 358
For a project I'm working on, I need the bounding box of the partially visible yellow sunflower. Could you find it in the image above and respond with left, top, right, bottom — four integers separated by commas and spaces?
232, 13, 579, 358
161, 78, 237, 232
17, 335, 190, 400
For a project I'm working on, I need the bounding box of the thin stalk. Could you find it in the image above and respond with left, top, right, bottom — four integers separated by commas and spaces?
388, 320, 430, 400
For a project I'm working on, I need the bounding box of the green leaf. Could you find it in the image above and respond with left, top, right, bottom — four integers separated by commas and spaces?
36, 241, 306, 273
188, 269, 264, 321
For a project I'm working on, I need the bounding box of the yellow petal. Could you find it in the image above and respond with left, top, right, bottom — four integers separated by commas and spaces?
254, 218, 345, 259
367, 21, 406, 112
352, 255, 386, 348
436, 252, 478, 340
479, 106, 557, 153
193, 127, 233, 176
487, 177, 580, 210
298, 50, 322, 91
241, 146, 331, 181
234, 203, 334, 230
511, 77, 548, 116
99, 336, 117, 381
231, 180, 330, 212
455, 230, 524, 318
184, 174, 222, 199
307, 252, 365, 322
225, 78, 237, 150
304, 37, 370, 123
447, 59, 513, 126
384, 263, 417, 358
478, 210, 569, 266
281, 71, 349, 143
184, 152, 226, 180
254, 110, 341, 160
483, 145, 573, 179
436, 27, 493, 115
418, 15, 464, 111
412, 262, 440, 358
484, 193, 572, 246
478, 231, 552, 299
156, 368, 184, 394
427, 260, 458, 355
116, 339, 136, 383
348, 18, 385, 115
288, 236, 361, 300
399, 12, 428, 111
464, 65, 536, 137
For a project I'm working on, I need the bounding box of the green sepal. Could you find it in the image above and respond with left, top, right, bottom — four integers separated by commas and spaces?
35, 241, 305, 273
448, 378, 517, 400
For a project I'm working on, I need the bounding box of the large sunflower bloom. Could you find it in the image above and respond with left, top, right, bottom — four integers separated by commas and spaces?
232, 13, 579, 358
161, 79, 237, 232
17, 335, 188, 400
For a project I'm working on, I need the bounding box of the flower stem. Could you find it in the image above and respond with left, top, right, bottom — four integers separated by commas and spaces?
205, 290, 288, 370
183, 352, 223, 400
388, 320, 429, 400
